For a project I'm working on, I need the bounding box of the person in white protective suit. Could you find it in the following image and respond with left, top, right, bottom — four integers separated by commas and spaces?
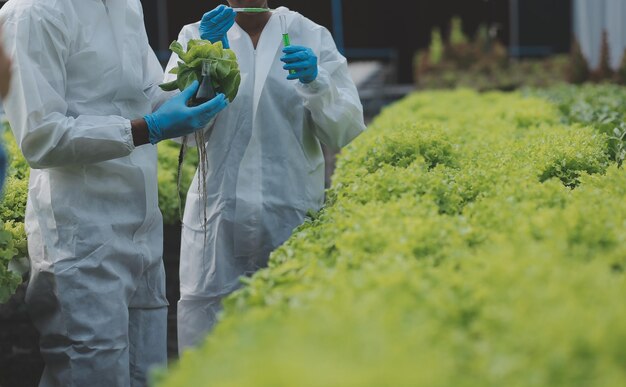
165, 1, 366, 352
0, 0, 228, 386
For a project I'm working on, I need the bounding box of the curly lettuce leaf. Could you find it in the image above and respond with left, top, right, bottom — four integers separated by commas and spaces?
160, 39, 241, 102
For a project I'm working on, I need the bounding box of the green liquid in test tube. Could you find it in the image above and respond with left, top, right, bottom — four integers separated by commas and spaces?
280, 15, 296, 75
232, 8, 273, 13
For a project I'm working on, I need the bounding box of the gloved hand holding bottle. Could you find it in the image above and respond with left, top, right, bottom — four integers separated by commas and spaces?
200, 5, 236, 49
281, 45, 318, 84
143, 81, 228, 145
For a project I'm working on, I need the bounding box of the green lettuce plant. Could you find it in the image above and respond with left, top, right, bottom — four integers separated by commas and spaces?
160, 40, 241, 102
0, 126, 27, 302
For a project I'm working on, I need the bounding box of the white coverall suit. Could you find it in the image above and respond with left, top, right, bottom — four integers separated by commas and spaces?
0, 0, 170, 385
165, 7, 365, 352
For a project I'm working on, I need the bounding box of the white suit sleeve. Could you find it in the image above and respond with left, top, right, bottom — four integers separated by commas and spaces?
295, 27, 366, 150
2, 7, 135, 170
143, 43, 173, 113
136, 0, 172, 113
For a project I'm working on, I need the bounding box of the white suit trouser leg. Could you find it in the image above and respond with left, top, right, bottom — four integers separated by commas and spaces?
177, 296, 223, 353
26, 266, 167, 387
128, 307, 168, 387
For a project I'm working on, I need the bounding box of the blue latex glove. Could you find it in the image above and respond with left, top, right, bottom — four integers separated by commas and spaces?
144, 81, 228, 145
200, 5, 236, 49
281, 46, 318, 84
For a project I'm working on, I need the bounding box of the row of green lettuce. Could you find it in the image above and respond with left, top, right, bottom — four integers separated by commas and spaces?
155, 85, 626, 386
0, 124, 197, 303
0, 125, 28, 302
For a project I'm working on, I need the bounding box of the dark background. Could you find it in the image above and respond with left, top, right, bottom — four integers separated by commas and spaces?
141, 0, 573, 83
0, 0, 574, 82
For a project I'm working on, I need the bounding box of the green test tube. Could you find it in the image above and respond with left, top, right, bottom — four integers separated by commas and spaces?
282, 32, 291, 47
280, 15, 296, 75
232, 8, 273, 13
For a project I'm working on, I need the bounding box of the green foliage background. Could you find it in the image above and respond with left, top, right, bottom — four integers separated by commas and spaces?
157, 140, 199, 225
415, 17, 570, 91
156, 87, 626, 387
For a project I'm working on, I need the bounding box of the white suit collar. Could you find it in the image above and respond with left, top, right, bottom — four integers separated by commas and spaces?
231, 7, 296, 119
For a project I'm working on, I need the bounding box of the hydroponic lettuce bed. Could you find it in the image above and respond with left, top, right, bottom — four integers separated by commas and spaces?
156, 86, 626, 387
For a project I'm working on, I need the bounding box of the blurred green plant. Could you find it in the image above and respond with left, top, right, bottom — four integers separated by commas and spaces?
449, 17, 468, 46
0, 125, 28, 303
417, 18, 626, 89
157, 140, 198, 225
415, 18, 570, 91
428, 28, 444, 66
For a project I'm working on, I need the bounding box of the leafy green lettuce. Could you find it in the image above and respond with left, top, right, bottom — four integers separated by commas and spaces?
160, 40, 241, 102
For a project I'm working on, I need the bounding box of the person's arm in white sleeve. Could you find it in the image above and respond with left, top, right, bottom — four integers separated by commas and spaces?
2, 7, 138, 170
295, 28, 366, 150
138, 4, 175, 114
144, 47, 174, 113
